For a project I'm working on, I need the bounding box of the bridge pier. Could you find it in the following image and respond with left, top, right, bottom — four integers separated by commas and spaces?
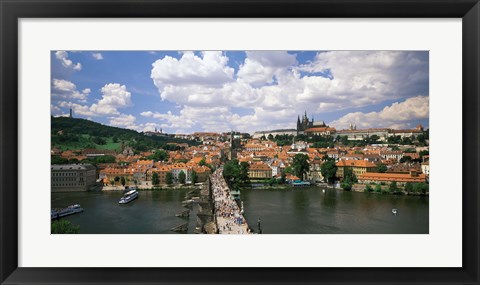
194, 177, 217, 234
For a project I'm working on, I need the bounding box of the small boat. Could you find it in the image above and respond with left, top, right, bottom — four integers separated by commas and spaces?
392, 209, 398, 215
51, 204, 84, 220
175, 210, 190, 218
322, 189, 326, 193
170, 223, 188, 232
51, 209, 59, 220
119, 190, 139, 204
292, 180, 311, 187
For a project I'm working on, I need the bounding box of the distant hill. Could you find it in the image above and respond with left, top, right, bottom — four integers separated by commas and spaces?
51, 116, 198, 152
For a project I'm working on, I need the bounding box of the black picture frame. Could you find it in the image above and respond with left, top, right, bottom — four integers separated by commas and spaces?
1, 0, 479, 284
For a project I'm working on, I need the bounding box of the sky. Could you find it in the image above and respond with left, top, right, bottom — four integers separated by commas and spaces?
51, 50, 429, 134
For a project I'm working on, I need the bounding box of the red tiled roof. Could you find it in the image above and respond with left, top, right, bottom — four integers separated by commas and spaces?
336, 160, 376, 168
358, 172, 427, 183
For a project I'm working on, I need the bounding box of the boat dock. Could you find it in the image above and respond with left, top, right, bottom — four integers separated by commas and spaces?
210, 167, 250, 234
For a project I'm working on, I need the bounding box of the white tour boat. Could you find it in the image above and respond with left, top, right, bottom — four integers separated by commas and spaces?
119, 189, 139, 204
51, 204, 84, 219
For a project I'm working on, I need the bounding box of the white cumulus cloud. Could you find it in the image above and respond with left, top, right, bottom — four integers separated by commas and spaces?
59, 83, 133, 117
151, 51, 235, 103
55, 51, 82, 71
238, 51, 297, 85
328, 95, 429, 130
91, 52, 104, 60
147, 51, 429, 133
89, 83, 133, 116
51, 79, 90, 102
109, 114, 136, 129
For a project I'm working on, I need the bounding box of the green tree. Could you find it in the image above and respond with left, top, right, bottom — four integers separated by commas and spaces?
389, 181, 398, 193
91, 136, 106, 145
376, 164, 387, 173
223, 159, 242, 188
292, 153, 310, 180
152, 172, 159, 185
199, 158, 206, 166
120, 176, 126, 186
402, 136, 412, 145
374, 184, 382, 193
417, 134, 426, 145
51, 155, 69, 164
166, 172, 173, 185
191, 170, 198, 184
343, 167, 357, 183
92, 155, 116, 164
414, 182, 429, 194
369, 135, 380, 144
404, 182, 413, 194
267, 134, 274, 140
320, 160, 337, 184
114, 176, 120, 183
147, 150, 168, 161
341, 177, 353, 191
341, 135, 349, 146
419, 150, 429, 158
239, 162, 250, 183
51, 220, 80, 234
280, 172, 286, 184
364, 184, 373, 192
178, 170, 186, 184
400, 156, 412, 163
284, 166, 293, 174
110, 180, 115, 186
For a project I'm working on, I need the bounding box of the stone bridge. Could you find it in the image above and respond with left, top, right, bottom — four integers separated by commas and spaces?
210, 167, 250, 234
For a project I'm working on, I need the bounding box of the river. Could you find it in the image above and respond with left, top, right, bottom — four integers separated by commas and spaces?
51, 187, 428, 234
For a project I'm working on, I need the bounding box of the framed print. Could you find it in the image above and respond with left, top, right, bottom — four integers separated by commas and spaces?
1, 0, 479, 284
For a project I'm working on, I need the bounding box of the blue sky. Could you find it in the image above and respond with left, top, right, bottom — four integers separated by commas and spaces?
51, 50, 429, 134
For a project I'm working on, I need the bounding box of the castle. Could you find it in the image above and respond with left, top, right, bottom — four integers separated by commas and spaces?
296, 111, 327, 135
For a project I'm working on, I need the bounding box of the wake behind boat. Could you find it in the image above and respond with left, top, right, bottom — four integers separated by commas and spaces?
119, 189, 138, 204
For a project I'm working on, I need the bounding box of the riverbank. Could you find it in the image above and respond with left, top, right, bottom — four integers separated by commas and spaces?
245, 183, 428, 196
350, 184, 429, 196
100, 184, 202, 191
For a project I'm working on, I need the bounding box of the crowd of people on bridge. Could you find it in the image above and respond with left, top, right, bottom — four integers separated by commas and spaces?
211, 168, 250, 234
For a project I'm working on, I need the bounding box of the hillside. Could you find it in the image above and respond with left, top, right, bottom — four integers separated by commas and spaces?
51, 116, 199, 152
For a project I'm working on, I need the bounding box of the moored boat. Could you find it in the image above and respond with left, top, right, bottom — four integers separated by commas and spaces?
51, 204, 84, 220
292, 180, 311, 187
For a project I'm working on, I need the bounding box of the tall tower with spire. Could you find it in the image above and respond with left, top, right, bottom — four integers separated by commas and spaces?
69, 106, 73, 118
